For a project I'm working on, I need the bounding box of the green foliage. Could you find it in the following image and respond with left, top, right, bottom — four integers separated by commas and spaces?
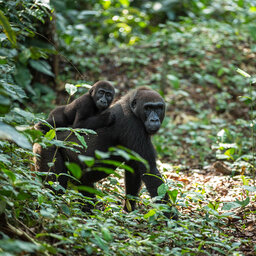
0, 10, 16, 47
0, 0, 256, 255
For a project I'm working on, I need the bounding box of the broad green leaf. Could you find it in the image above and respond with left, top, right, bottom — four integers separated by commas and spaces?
101, 227, 113, 242
40, 208, 56, 218
101, 0, 111, 9
167, 74, 180, 89
157, 183, 168, 196
0, 94, 11, 114
29, 59, 54, 77
93, 167, 121, 178
168, 189, 178, 204
222, 197, 250, 210
243, 185, 256, 192
77, 185, 104, 196
119, 0, 129, 7
13, 108, 34, 121
45, 129, 56, 140
222, 202, 242, 211
0, 153, 11, 165
109, 147, 130, 160
144, 209, 156, 219
60, 204, 71, 216
66, 162, 82, 180
92, 233, 108, 251
65, 83, 77, 96
0, 121, 31, 149
13, 64, 32, 89
0, 240, 39, 253
78, 155, 95, 167
0, 10, 16, 47
220, 212, 236, 217
235, 197, 250, 207
2, 168, 16, 183
95, 150, 110, 159
19, 48, 31, 64
1, 81, 27, 100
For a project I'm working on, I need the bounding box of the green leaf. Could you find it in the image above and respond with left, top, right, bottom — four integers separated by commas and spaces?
93, 167, 120, 178
222, 197, 250, 210
14, 64, 33, 89
1, 81, 27, 101
78, 155, 95, 167
157, 183, 168, 196
236, 68, 251, 78
95, 150, 110, 159
167, 74, 180, 89
0, 154, 11, 165
2, 168, 16, 183
65, 83, 77, 96
60, 204, 71, 216
101, 227, 113, 242
45, 129, 56, 140
168, 189, 178, 204
92, 233, 108, 251
235, 197, 250, 207
222, 202, 241, 211
125, 199, 132, 212
0, 200, 6, 214
0, 10, 16, 47
0, 240, 39, 253
66, 162, 82, 180
77, 185, 104, 196
101, 0, 111, 9
243, 185, 256, 192
29, 59, 54, 77
0, 94, 11, 114
13, 108, 34, 122
119, 0, 129, 7
74, 131, 87, 149
0, 121, 31, 149
19, 48, 31, 64
144, 209, 156, 219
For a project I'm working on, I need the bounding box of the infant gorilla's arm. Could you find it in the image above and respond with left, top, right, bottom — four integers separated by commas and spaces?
73, 110, 115, 130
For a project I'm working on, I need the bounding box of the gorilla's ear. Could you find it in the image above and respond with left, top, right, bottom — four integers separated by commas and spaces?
89, 87, 94, 96
130, 99, 137, 112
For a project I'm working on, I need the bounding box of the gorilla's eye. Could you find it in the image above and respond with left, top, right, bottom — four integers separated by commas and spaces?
106, 92, 112, 98
144, 106, 151, 117
98, 90, 104, 95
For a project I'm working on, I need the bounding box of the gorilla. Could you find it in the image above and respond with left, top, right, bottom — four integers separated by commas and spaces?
34, 81, 115, 133
34, 87, 175, 218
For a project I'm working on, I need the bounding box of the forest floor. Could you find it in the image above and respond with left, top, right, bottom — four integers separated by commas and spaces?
166, 165, 256, 255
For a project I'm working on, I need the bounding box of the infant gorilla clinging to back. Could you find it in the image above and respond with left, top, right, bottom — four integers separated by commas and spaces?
34, 81, 115, 132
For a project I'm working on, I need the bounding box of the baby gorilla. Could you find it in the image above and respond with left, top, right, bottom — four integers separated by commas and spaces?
34, 81, 115, 133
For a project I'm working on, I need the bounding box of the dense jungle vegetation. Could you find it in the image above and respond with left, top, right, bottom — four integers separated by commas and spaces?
0, 0, 256, 255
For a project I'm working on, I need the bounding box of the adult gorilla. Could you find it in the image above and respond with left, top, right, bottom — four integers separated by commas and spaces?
34, 87, 174, 217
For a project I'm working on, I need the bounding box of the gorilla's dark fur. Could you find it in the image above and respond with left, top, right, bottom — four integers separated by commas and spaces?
34, 87, 174, 217
34, 81, 115, 133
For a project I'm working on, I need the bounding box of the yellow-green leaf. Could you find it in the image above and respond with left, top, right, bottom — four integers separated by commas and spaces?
0, 10, 16, 47
236, 68, 251, 78
144, 209, 156, 219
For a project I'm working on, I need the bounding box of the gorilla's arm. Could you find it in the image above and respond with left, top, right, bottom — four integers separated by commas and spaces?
73, 110, 115, 130
34, 106, 68, 133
